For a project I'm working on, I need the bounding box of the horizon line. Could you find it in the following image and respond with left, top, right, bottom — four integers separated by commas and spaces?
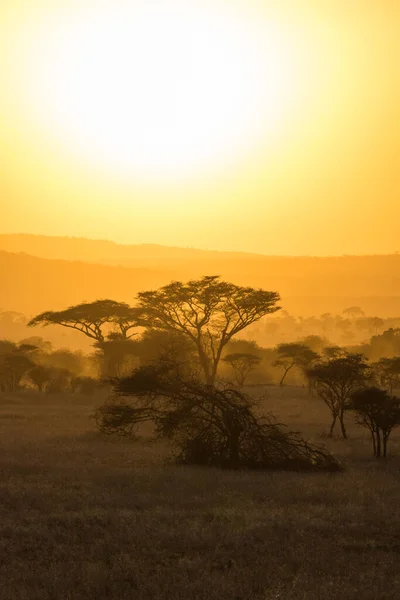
0, 231, 399, 260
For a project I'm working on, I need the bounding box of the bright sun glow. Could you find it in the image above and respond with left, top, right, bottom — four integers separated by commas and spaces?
18, 1, 295, 178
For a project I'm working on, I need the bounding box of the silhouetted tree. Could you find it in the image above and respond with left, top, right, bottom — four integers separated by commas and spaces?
350, 387, 400, 457
0, 342, 35, 392
0, 354, 34, 392
307, 353, 370, 438
369, 328, 400, 360
19, 336, 53, 354
28, 299, 139, 344
273, 343, 319, 387
368, 317, 385, 336
27, 365, 54, 392
135, 276, 280, 385
96, 364, 341, 471
343, 306, 365, 319
373, 357, 400, 393
223, 353, 261, 387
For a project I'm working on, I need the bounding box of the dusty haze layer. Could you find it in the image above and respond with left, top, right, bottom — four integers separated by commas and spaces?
1, 234, 399, 321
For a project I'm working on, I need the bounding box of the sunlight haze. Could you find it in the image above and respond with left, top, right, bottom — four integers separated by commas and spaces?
1, 0, 398, 255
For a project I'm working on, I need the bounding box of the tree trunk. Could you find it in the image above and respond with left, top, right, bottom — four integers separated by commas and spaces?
376, 429, 381, 458
371, 430, 377, 457
329, 414, 337, 437
383, 432, 389, 458
197, 345, 214, 386
339, 412, 347, 439
280, 364, 293, 387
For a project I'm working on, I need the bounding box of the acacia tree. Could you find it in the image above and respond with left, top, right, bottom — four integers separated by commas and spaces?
135, 275, 280, 385
29, 300, 141, 376
307, 353, 371, 438
273, 343, 319, 387
343, 306, 365, 319
28, 299, 139, 344
222, 353, 261, 387
350, 387, 400, 457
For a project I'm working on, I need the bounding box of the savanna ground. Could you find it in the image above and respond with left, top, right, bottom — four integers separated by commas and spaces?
0, 386, 399, 600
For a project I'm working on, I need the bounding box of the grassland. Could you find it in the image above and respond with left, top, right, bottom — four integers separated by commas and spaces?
0, 386, 399, 599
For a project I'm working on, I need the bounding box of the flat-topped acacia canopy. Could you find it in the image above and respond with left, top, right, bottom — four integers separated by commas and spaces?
28, 299, 140, 343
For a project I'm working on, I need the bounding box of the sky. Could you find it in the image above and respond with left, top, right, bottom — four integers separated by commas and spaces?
1, 0, 398, 256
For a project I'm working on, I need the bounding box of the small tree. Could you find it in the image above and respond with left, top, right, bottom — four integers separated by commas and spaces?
29, 300, 141, 378
136, 276, 280, 385
343, 306, 365, 319
27, 365, 54, 392
350, 387, 400, 457
222, 353, 261, 387
273, 343, 319, 387
29, 299, 139, 344
96, 364, 341, 472
19, 336, 53, 354
0, 342, 35, 392
307, 353, 370, 438
0, 354, 35, 392
373, 357, 400, 394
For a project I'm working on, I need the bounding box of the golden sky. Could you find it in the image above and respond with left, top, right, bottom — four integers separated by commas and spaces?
1, 0, 399, 255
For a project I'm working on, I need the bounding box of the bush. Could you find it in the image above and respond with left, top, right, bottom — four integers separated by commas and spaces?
96, 364, 342, 472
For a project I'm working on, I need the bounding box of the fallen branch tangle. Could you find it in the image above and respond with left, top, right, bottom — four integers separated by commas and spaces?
96, 363, 342, 472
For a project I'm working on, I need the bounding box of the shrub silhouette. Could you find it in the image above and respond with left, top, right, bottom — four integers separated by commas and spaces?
96, 363, 341, 472
349, 387, 400, 457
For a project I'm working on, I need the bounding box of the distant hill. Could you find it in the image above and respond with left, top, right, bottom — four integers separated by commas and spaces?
0, 233, 238, 264
0, 234, 400, 318
0, 250, 175, 316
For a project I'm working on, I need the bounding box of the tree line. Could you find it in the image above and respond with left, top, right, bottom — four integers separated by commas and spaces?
1, 274, 400, 465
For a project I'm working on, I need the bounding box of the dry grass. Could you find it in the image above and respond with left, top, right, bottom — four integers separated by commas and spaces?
1, 386, 400, 599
